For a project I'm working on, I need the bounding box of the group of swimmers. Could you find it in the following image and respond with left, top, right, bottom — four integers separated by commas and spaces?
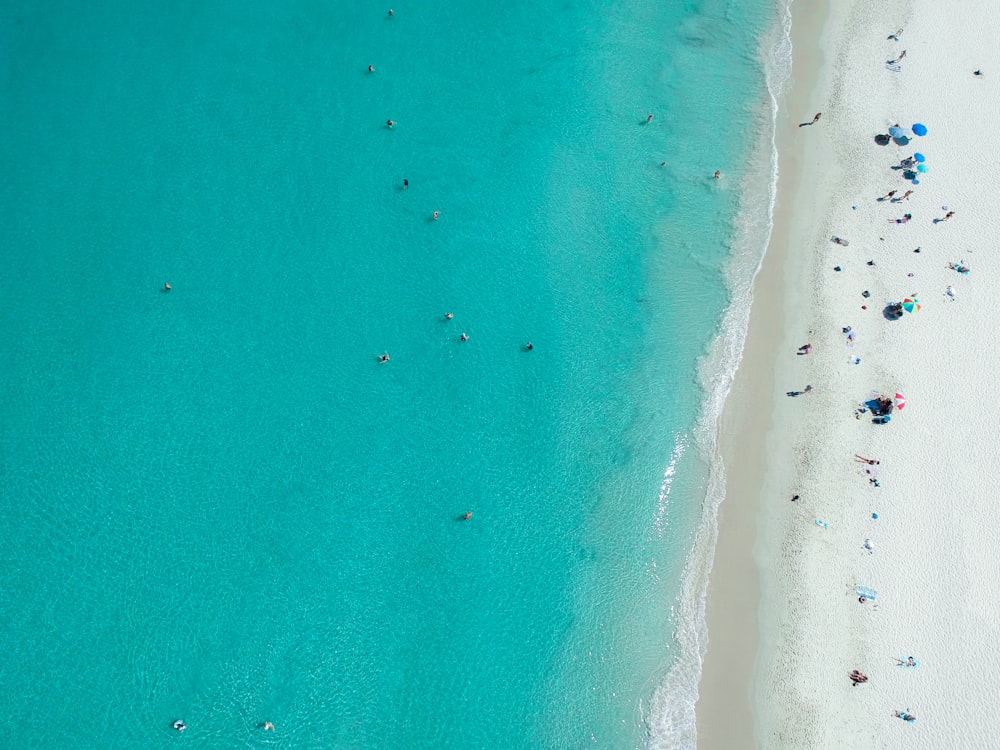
378, 313, 533, 363
173, 720, 274, 733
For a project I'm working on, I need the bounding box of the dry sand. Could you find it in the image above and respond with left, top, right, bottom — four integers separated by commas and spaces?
697, 0, 1000, 747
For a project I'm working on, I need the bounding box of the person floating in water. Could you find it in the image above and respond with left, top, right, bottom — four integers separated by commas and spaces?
163, 282, 171, 292
432, 211, 441, 220
378, 353, 390, 363
526, 342, 533, 350
462, 512, 472, 520
386, 119, 396, 128
403, 178, 408, 189
444, 312, 454, 320
646, 114, 654, 124
173, 720, 187, 732
460, 333, 469, 341
713, 170, 721, 179
264, 721, 275, 732
368, 65, 374, 73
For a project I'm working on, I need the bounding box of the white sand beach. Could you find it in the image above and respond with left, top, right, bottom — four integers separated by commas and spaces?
698, 0, 1000, 747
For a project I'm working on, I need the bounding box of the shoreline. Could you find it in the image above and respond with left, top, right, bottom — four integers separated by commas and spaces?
694, 0, 833, 746
697, 0, 1000, 747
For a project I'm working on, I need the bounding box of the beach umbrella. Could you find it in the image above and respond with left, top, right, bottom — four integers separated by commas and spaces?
912, 123, 928, 136
902, 297, 921, 313
917, 164, 929, 173
894, 392, 907, 410
913, 152, 926, 162
889, 126, 909, 139
912, 178, 920, 185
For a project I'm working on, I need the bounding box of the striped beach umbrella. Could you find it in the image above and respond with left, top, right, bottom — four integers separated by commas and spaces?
902, 297, 921, 313
894, 392, 907, 410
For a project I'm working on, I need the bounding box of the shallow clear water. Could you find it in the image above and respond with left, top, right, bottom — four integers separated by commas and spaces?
0, 0, 774, 746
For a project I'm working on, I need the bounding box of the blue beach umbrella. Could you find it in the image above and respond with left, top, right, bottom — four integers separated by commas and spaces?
912, 123, 928, 136
912, 178, 920, 185
913, 152, 926, 162
889, 126, 908, 139
917, 164, 929, 173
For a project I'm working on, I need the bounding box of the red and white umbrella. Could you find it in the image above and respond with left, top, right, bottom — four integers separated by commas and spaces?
894, 392, 906, 410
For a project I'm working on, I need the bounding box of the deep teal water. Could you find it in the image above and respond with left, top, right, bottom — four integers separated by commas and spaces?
0, 1, 773, 747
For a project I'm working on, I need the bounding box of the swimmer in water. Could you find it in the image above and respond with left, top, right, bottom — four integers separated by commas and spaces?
444, 312, 453, 320
526, 342, 533, 350
463, 512, 472, 520
264, 721, 275, 731
432, 211, 440, 220
164, 282, 171, 292
460, 333, 469, 341
714, 170, 721, 179
386, 119, 396, 128
646, 114, 654, 124
378, 353, 390, 363
388, 8, 394, 16
403, 178, 408, 189
368, 65, 374, 73
173, 720, 187, 732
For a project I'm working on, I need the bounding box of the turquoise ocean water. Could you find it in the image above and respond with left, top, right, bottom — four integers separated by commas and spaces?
0, 1, 779, 747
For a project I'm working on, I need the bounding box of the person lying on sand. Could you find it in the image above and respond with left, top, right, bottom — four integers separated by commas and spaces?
855, 455, 879, 465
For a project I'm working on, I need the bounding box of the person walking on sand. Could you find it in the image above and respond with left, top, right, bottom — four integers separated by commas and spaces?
888, 28, 903, 41
880, 190, 897, 201
900, 190, 913, 200
811, 112, 822, 124
941, 211, 955, 222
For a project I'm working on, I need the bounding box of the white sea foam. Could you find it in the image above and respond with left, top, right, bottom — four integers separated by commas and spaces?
644, 1, 793, 746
